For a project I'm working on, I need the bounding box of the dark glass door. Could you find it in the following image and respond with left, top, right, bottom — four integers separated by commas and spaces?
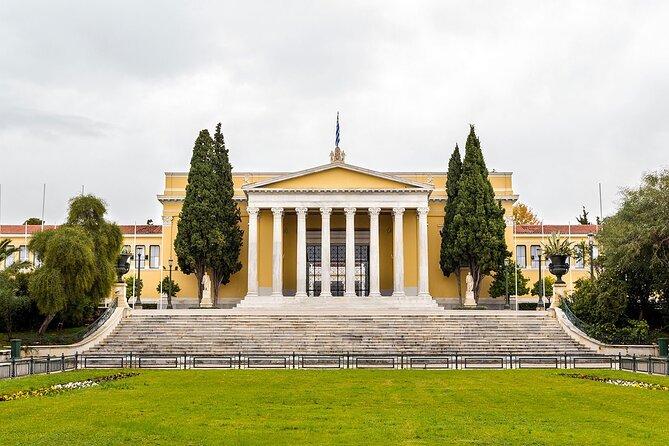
306, 244, 369, 296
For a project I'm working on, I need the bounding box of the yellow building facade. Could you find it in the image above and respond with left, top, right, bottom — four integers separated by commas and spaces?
0, 155, 598, 307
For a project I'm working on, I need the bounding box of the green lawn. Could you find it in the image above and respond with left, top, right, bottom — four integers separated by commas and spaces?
1, 369, 668, 445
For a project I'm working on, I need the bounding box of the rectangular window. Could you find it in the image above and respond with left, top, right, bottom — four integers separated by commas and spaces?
530, 245, 541, 269
4, 245, 15, 268
19, 245, 29, 262
574, 246, 584, 269
515, 245, 527, 268
33, 251, 42, 268
135, 245, 146, 269
149, 245, 160, 269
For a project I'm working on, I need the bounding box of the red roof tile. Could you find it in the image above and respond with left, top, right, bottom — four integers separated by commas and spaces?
0, 224, 162, 235
515, 224, 599, 235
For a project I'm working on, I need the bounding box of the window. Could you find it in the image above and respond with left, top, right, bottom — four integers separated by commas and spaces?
33, 251, 42, 268
515, 245, 527, 268
574, 246, 584, 269
530, 245, 541, 269
135, 245, 146, 269
149, 245, 160, 269
19, 245, 29, 262
4, 245, 15, 268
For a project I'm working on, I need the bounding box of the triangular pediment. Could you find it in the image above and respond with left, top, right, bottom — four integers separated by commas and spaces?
243, 163, 432, 191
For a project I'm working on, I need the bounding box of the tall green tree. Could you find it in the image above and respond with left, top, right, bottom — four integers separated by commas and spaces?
209, 123, 243, 305
576, 206, 591, 225
175, 129, 217, 303
29, 195, 122, 334
440, 144, 464, 304
596, 169, 669, 324
489, 260, 530, 298
452, 125, 509, 303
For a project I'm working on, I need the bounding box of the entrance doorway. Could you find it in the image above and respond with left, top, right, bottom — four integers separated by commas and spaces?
306, 244, 369, 296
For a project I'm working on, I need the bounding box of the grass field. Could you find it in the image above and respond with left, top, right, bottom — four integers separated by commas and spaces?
1, 369, 668, 445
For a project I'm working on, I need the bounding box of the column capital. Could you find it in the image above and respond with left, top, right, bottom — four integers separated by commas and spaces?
246, 207, 260, 216
271, 207, 284, 216
392, 207, 405, 216
368, 207, 381, 217
417, 207, 430, 216
320, 207, 333, 216
295, 207, 308, 216
344, 207, 357, 216
162, 215, 173, 227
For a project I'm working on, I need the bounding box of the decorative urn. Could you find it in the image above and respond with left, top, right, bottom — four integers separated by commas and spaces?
115, 253, 132, 283
548, 254, 570, 284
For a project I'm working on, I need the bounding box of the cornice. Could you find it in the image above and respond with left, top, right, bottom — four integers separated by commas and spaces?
245, 188, 431, 194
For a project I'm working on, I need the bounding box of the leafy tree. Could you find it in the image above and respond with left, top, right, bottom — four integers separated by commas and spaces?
569, 277, 626, 325
23, 217, 44, 225
208, 123, 243, 305
29, 195, 122, 335
175, 130, 217, 303
439, 144, 463, 304
531, 276, 555, 298
576, 206, 591, 225
451, 125, 509, 302
125, 276, 143, 298
596, 169, 669, 325
512, 203, 540, 225
0, 241, 33, 336
157, 276, 180, 297
489, 260, 530, 298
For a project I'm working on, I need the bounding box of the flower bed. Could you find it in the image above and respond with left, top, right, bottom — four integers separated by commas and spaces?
0, 371, 139, 402
564, 373, 669, 391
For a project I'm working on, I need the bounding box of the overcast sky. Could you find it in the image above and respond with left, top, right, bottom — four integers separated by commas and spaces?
1, 1, 668, 226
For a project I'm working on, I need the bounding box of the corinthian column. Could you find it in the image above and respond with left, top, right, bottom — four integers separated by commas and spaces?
245, 207, 259, 297
344, 207, 356, 297
320, 207, 332, 297
392, 207, 405, 297
271, 207, 284, 297
417, 207, 431, 297
368, 207, 381, 297
295, 207, 308, 297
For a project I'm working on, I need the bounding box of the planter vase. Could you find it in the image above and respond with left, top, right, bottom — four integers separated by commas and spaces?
116, 253, 132, 283
548, 254, 570, 284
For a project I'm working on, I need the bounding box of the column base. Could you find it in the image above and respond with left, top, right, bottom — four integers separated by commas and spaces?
271, 292, 283, 297
344, 292, 356, 297
368, 292, 381, 297
320, 292, 332, 297
417, 292, 432, 298
392, 291, 406, 297
294, 292, 308, 298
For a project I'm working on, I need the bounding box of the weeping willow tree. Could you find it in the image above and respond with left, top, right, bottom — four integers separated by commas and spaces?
29, 195, 122, 335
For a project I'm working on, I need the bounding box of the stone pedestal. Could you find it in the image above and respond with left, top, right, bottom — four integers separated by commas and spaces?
548, 282, 566, 318
200, 291, 214, 308
463, 291, 477, 307
113, 282, 129, 308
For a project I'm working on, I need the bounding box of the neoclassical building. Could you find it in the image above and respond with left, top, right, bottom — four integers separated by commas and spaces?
0, 149, 598, 307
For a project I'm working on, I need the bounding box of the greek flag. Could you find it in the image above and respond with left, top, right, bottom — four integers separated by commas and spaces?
335, 112, 340, 147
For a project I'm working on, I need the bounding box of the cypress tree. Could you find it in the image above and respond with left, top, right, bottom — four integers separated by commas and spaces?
174, 129, 217, 303
439, 144, 464, 304
452, 125, 509, 303
208, 123, 243, 305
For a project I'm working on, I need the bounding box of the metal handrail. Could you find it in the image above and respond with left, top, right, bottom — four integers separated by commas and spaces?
76, 300, 119, 341
560, 300, 596, 336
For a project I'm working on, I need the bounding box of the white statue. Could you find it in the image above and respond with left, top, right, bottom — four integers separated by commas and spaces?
464, 272, 476, 307
200, 273, 213, 308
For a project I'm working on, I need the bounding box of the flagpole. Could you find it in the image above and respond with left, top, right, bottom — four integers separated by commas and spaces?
133, 222, 137, 308
41, 184, 46, 232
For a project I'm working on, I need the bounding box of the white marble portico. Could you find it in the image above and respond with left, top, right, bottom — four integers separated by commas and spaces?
239, 162, 436, 308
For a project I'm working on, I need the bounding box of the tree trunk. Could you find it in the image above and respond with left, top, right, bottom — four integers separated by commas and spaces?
38, 313, 56, 336
472, 263, 482, 304
212, 269, 222, 307
455, 268, 463, 306
195, 264, 205, 303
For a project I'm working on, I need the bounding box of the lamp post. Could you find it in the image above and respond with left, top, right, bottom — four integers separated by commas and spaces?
135, 252, 146, 309
163, 259, 179, 310
536, 247, 544, 311
588, 232, 595, 281
504, 258, 510, 310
